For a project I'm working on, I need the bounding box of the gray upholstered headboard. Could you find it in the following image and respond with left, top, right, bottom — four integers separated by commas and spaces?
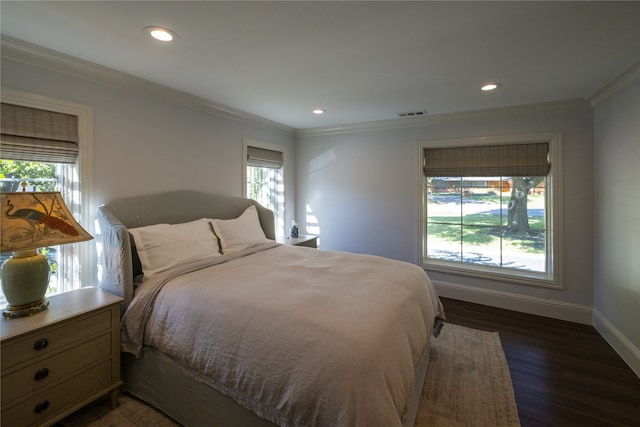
96, 190, 275, 313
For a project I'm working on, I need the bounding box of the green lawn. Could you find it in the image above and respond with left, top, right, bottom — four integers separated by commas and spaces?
427, 193, 546, 260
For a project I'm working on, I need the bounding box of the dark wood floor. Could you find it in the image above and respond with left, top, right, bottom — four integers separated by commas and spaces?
440, 297, 640, 427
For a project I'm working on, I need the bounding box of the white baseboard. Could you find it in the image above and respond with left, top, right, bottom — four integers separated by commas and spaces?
433, 280, 593, 324
593, 310, 640, 378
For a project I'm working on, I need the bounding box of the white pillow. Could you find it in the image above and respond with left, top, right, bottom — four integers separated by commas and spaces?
129, 218, 221, 280
210, 205, 271, 254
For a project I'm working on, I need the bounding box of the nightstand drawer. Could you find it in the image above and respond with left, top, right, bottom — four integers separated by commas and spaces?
1, 309, 112, 370
1, 359, 113, 427
2, 332, 112, 404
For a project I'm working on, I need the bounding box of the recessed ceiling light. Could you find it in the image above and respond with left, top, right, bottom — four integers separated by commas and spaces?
144, 26, 178, 42
481, 83, 501, 91
313, 109, 325, 115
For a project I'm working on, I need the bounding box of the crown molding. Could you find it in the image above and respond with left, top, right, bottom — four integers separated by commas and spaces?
296, 98, 592, 138
1, 35, 295, 137
587, 57, 640, 108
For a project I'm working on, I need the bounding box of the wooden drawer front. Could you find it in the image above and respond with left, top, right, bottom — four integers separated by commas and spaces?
1, 310, 111, 370
2, 333, 112, 405
2, 360, 112, 427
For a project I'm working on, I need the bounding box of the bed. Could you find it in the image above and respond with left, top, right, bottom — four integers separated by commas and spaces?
96, 190, 445, 427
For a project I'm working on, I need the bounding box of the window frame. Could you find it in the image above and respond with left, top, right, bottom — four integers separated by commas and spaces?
418, 132, 564, 289
242, 138, 287, 238
1, 88, 95, 288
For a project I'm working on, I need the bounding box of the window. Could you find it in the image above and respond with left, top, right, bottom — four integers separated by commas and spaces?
419, 133, 563, 288
0, 90, 94, 306
243, 139, 286, 237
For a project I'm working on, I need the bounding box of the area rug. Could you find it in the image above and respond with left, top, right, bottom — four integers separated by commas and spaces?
415, 323, 520, 426
60, 323, 520, 427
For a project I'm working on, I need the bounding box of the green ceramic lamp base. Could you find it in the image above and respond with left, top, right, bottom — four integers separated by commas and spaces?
1, 249, 51, 319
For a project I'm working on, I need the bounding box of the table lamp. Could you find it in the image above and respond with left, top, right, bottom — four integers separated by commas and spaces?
1, 190, 93, 318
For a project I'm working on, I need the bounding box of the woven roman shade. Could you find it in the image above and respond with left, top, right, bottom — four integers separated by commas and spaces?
424, 142, 549, 177
1, 103, 79, 164
247, 146, 284, 169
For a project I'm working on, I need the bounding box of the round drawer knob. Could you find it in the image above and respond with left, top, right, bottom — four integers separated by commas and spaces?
34, 368, 49, 381
34, 338, 49, 351
34, 400, 50, 414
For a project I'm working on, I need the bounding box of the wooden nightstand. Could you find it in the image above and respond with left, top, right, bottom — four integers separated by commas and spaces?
1, 287, 123, 427
277, 234, 319, 248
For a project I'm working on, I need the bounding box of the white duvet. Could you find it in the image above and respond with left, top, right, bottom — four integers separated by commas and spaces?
121, 243, 444, 427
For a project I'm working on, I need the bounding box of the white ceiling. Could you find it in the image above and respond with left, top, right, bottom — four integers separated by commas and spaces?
1, 1, 639, 130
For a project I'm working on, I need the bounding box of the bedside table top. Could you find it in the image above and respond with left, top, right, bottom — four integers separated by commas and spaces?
1, 287, 122, 341
276, 234, 318, 245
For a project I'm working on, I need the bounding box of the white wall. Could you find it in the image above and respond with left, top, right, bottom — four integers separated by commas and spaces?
1, 58, 296, 221
297, 102, 595, 323
593, 80, 640, 376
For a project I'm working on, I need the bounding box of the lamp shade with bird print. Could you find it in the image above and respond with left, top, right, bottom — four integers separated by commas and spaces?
1, 191, 92, 318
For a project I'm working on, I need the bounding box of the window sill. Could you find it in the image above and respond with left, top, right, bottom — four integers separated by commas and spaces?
422, 260, 562, 289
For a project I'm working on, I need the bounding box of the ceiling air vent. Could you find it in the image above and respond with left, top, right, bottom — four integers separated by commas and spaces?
397, 110, 427, 117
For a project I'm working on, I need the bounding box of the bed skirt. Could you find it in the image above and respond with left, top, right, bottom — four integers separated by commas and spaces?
121, 345, 431, 427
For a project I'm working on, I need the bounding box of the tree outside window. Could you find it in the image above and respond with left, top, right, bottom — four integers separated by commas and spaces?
425, 176, 546, 272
